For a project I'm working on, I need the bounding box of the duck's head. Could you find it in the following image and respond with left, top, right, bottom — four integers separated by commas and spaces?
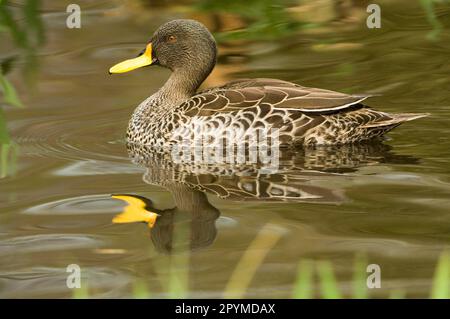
109, 19, 217, 80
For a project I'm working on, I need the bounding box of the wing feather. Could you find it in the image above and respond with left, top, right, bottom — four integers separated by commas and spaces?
180, 78, 370, 116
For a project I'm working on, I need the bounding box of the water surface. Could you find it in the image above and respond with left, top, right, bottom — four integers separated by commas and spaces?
1, 0, 450, 298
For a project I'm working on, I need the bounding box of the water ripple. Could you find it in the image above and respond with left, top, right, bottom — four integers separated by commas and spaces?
0, 234, 103, 256
24, 194, 121, 215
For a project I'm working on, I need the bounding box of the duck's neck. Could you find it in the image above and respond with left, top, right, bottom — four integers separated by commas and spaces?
158, 68, 202, 104
142, 56, 216, 115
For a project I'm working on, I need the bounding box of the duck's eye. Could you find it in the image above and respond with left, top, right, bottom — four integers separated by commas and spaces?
168, 35, 177, 43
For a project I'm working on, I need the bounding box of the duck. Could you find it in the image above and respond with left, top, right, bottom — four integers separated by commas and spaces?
109, 19, 428, 148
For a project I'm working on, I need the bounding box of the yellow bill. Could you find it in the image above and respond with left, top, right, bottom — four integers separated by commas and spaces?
109, 43, 153, 74
112, 194, 159, 228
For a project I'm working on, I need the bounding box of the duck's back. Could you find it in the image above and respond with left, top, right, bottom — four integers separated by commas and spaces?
128, 78, 428, 147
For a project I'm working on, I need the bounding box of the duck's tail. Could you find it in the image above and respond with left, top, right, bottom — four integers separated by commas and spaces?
303, 110, 429, 145
361, 112, 430, 129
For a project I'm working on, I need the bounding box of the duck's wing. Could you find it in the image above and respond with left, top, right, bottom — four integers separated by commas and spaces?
181, 78, 370, 117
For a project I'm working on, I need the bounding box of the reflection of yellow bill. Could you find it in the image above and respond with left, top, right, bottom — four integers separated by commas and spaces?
112, 195, 159, 228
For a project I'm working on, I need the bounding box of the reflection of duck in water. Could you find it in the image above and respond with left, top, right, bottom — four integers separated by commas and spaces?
109, 19, 427, 148
112, 142, 418, 253
112, 191, 219, 253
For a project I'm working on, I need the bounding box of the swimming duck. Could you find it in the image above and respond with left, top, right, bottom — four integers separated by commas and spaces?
110, 19, 428, 148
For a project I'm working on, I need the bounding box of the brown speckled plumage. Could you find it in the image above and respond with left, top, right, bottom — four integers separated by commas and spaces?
121, 20, 428, 148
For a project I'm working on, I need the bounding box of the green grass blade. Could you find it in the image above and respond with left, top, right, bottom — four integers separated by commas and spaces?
72, 279, 89, 299
168, 253, 190, 299
0, 72, 23, 107
0, 0, 28, 48
352, 253, 368, 299
23, 0, 45, 45
420, 0, 443, 40
168, 215, 191, 299
317, 261, 342, 299
133, 281, 151, 299
0, 107, 10, 142
1, 143, 10, 178
224, 223, 284, 299
292, 259, 314, 299
431, 251, 449, 299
